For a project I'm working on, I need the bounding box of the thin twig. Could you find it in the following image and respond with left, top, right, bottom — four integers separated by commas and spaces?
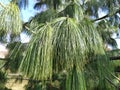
105, 77, 118, 88
93, 9, 120, 22
0, 2, 6, 9
93, 15, 109, 22
111, 73, 120, 82
24, 25, 36, 34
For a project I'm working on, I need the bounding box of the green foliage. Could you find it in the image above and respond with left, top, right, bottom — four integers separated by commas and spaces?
25, 81, 43, 90
18, 16, 114, 89
6, 42, 25, 72
97, 20, 118, 47
31, 9, 56, 24
0, 2, 22, 34
0, 71, 10, 90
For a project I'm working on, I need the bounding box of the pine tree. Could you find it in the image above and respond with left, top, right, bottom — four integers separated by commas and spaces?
0, 0, 120, 90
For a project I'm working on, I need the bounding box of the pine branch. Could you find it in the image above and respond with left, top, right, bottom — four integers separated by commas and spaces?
105, 77, 118, 88
93, 14, 109, 22
0, 58, 9, 61
110, 56, 120, 60
93, 9, 120, 22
